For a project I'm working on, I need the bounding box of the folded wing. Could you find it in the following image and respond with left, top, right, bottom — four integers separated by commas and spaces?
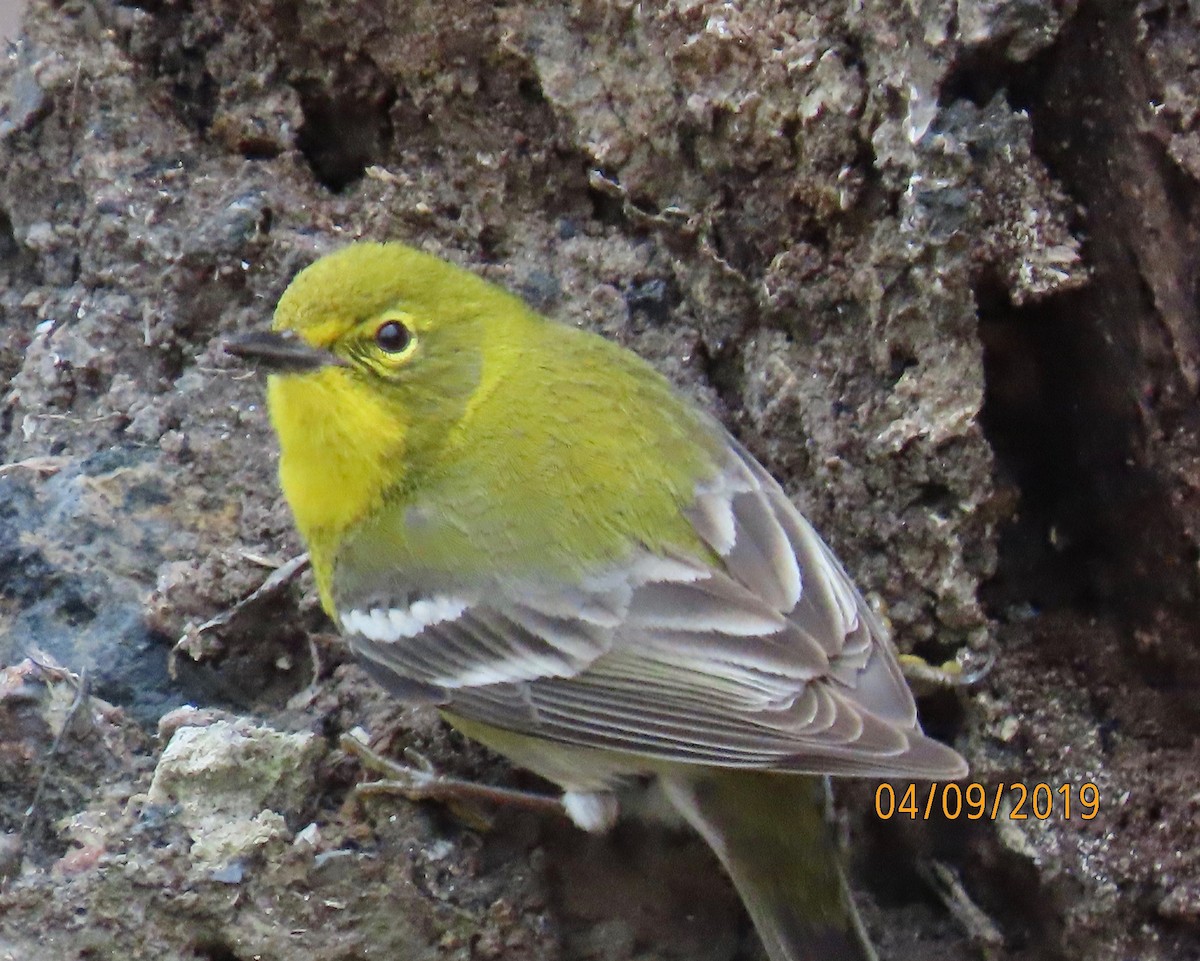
343, 430, 966, 779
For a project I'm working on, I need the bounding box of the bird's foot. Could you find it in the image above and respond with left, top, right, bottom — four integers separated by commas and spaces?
338, 731, 571, 826
900, 649, 993, 692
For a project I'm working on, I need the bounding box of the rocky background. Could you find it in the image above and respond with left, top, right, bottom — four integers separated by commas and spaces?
0, 0, 1197, 958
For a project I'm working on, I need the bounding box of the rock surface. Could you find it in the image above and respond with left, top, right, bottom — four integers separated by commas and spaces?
0, 1, 1196, 959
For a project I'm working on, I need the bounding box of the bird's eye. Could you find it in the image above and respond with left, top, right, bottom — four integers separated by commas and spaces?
374, 320, 412, 354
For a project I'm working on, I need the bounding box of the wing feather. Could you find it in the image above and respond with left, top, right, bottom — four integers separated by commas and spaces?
337, 426, 965, 780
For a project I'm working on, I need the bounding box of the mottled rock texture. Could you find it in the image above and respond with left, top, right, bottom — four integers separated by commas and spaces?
0, 0, 1196, 959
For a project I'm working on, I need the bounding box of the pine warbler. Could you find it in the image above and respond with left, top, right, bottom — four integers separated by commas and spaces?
227, 242, 967, 961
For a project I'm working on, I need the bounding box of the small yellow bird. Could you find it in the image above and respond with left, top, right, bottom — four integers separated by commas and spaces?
228, 241, 966, 961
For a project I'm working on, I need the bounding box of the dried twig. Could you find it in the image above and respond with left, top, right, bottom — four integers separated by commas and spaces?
22, 667, 91, 835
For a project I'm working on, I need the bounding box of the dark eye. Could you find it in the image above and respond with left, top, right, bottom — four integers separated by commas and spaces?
374, 320, 412, 353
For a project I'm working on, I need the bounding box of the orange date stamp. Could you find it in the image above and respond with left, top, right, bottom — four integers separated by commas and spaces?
874, 781, 1100, 821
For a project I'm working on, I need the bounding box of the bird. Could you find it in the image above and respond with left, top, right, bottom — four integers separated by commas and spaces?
226, 240, 968, 961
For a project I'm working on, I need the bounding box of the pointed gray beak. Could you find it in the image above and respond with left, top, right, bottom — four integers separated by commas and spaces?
224, 331, 346, 372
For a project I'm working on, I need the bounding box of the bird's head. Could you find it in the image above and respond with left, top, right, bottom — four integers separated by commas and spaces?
226, 242, 532, 555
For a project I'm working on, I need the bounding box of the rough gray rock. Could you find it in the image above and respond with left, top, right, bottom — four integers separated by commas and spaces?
1, 1, 1196, 959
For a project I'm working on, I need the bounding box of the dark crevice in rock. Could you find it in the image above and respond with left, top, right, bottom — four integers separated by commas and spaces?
861, 804, 1071, 960
295, 71, 397, 192
980, 2, 1200, 655
0, 208, 18, 262
973, 6, 1200, 947
939, 5, 1068, 114
977, 277, 1120, 616
975, 37, 1200, 959
584, 169, 630, 227
623, 275, 680, 326
192, 939, 243, 961
940, 45, 1048, 115
127, 0, 221, 132
0, 208, 39, 290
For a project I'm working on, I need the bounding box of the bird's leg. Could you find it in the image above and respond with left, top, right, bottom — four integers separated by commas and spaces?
339, 731, 573, 823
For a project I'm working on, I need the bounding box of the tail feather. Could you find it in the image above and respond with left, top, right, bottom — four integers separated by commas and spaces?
662, 771, 877, 961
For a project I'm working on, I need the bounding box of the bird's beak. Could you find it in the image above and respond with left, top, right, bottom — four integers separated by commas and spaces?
224, 331, 347, 373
